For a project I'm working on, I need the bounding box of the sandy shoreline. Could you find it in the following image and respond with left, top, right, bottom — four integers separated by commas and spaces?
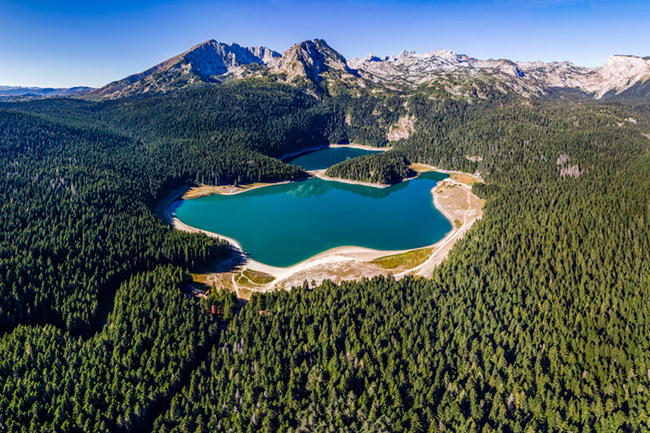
397, 177, 484, 278
161, 157, 484, 294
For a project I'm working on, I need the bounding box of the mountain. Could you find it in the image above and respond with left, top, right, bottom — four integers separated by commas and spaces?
86, 40, 281, 99
271, 39, 356, 82
0, 85, 92, 100
592, 55, 650, 99
85, 38, 650, 102
348, 49, 543, 98
86, 39, 359, 99
515, 55, 650, 99
349, 50, 650, 100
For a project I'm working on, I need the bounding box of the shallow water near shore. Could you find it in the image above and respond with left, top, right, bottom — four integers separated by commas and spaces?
175, 154, 452, 267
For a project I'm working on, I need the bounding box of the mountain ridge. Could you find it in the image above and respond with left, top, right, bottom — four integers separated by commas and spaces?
0, 85, 93, 100
86, 40, 282, 99
82, 38, 650, 101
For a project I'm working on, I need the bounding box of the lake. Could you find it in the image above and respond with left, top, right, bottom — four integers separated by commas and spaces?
174, 147, 452, 268
283, 146, 384, 171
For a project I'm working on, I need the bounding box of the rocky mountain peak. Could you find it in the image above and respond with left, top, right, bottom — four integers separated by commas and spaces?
593, 54, 650, 98
272, 39, 352, 82
430, 49, 458, 62
349, 48, 470, 85
600, 55, 650, 80
87, 40, 281, 98
362, 53, 383, 63
83, 38, 650, 102
179, 40, 281, 77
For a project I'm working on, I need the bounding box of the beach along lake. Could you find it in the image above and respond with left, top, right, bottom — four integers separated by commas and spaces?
173, 148, 452, 268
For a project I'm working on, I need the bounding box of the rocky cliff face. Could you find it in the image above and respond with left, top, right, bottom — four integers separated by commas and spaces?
271, 39, 354, 82
87, 40, 281, 99
181, 40, 281, 77
348, 49, 467, 85
593, 55, 650, 98
349, 50, 650, 100
86, 38, 650, 101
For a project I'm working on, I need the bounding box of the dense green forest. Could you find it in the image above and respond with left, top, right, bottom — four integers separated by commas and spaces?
0, 81, 348, 337
155, 97, 650, 432
1, 266, 226, 432
0, 110, 229, 335
2, 78, 650, 431
325, 151, 413, 184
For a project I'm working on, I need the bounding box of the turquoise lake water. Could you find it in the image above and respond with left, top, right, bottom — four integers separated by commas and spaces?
283, 146, 383, 170
174, 148, 452, 267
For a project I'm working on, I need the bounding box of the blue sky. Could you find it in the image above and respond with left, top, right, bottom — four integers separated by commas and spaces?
0, 0, 648, 88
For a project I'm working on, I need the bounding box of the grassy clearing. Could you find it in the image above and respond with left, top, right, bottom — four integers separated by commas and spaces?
371, 247, 433, 270
450, 173, 480, 186
191, 273, 210, 285
189, 274, 212, 291
409, 163, 435, 173
235, 274, 251, 285
242, 269, 276, 285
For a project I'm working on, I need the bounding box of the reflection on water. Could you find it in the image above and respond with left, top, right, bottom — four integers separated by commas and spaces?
175, 146, 452, 267
288, 178, 330, 198
175, 170, 451, 267
328, 177, 410, 199
232, 175, 412, 201
285, 147, 384, 171
287, 177, 410, 200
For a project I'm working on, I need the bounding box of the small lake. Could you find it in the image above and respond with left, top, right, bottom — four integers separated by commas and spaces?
283, 146, 384, 171
174, 147, 452, 268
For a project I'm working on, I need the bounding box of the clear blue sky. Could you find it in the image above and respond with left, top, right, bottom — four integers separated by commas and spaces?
0, 0, 648, 88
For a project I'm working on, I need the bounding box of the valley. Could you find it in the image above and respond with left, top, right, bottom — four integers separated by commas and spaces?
1, 35, 650, 432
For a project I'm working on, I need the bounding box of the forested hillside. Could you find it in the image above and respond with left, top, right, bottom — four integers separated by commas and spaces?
0, 110, 229, 335
2, 78, 650, 432
155, 97, 650, 432
1, 266, 224, 432
0, 81, 346, 337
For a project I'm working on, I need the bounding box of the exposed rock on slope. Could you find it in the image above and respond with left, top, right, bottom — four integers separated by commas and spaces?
387, 116, 416, 141
516, 55, 650, 99
180, 40, 280, 76
86, 40, 281, 99
348, 50, 544, 97
349, 49, 467, 84
84, 38, 650, 102
350, 50, 650, 100
87, 39, 356, 98
592, 55, 650, 98
271, 39, 355, 82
